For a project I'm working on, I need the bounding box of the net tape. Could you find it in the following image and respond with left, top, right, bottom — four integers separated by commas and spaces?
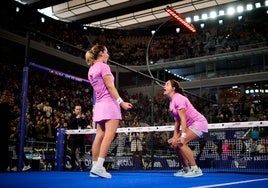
65, 121, 268, 134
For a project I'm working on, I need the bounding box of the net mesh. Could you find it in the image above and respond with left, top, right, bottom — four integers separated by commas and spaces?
64, 122, 268, 173
10, 124, 268, 173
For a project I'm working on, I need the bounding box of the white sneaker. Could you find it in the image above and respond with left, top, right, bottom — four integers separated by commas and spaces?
90, 166, 112, 178
11, 166, 17, 171
183, 167, 203, 178
89, 172, 98, 178
22, 165, 31, 171
174, 169, 187, 177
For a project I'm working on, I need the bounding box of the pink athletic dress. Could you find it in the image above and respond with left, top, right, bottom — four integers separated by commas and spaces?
88, 62, 121, 122
169, 93, 208, 133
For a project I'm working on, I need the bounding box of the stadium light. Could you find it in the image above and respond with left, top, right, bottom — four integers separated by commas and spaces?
219, 10, 225, 16
237, 6, 244, 13
246, 4, 253, 11
164, 6, 196, 33
201, 13, 208, 20
227, 7, 235, 15
210, 11, 217, 19
185, 17, 191, 23
193, 15, 200, 21
255, 2, 261, 8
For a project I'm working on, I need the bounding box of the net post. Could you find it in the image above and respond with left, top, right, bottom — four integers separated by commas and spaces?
18, 66, 29, 172
18, 32, 30, 172
55, 128, 66, 171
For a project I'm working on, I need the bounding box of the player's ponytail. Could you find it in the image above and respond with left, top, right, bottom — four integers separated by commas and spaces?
85, 44, 106, 66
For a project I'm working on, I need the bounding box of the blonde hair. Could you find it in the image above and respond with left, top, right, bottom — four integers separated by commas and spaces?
85, 44, 106, 66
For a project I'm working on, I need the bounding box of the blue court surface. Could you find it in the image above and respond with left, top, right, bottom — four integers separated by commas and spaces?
1, 170, 268, 188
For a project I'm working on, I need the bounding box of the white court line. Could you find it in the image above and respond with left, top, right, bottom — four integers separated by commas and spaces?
192, 178, 268, 188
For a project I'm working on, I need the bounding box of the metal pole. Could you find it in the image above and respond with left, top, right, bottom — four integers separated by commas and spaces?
55, 128, 66, 171
18, 32, 30, 171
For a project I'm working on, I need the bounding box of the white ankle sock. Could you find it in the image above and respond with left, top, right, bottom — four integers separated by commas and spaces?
92, 161, 97, 166
96, 157, 105, 167
191, 165, 198, 170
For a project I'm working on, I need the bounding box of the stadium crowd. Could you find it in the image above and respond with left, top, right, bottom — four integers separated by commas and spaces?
1, 5, 268, 66
1, 62, 267, 144
20, 13, 268, 66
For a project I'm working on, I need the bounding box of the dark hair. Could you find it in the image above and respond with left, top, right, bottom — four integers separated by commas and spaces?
169, 79, 185, 96
74, 103, 82, 108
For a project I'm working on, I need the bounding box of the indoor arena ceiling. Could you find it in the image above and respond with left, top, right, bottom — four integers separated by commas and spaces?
14, 0, 258, 30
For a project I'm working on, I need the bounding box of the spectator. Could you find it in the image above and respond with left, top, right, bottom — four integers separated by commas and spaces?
256, 139, 266, 154
221, 139, 231, 155
43, 101, 52, 118
9, 125, 31, 172
130, 132, 143, 169
244, 138, 257, 154
251, 127, 260, 140
0, 90, 15, 171
67, 104, 88, 171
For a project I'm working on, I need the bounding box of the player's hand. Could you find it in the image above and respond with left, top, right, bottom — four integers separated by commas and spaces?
168, 137, 184, 147
177, 137, 185, 145
167, 137, 175, 144
121, 102, 133, 110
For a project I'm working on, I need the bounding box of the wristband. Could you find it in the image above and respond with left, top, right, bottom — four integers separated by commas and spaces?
116, 97, 123, 104
181, 132, 187, 138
